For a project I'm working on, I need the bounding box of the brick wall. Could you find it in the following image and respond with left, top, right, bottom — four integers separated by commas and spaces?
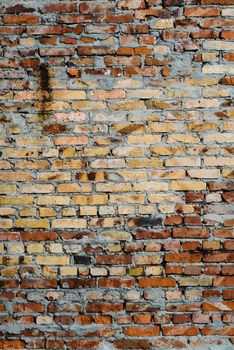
0, 0, 234, 349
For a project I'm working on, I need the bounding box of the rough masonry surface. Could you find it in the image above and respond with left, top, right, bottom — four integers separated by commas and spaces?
0, 0, 233, 349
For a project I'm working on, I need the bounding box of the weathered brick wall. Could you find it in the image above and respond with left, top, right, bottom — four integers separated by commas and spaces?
0, 0, 234, 349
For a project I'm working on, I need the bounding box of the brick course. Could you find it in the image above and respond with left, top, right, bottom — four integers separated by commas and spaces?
0, 0, 233, 349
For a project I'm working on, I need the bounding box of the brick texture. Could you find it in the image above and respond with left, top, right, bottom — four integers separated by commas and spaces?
0, 0, 234, 349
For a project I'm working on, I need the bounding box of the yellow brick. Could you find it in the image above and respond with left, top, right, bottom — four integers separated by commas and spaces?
0, 208, 16, 216
154, 18, 174, 29
36, 256, 70, 265
118, 171, 147, 180
15, 219, 49, 229
204, 133, 233, 143
112, 146, 146, 157
16, 160, 49, 170
127, 89, 162, 99
188, 122, 217, 132
2, 149, 38, 158
82, 147, 110, 157
39, 208, 56, 217
27, 244, 44, 253
90, 159, 125, 168
118, 206, 135, 215
72, 101, 106, 110
168, 134, 200, 143
16, 137, 50, 147
158, 204, 175, 214
0, 219, 13, 228
49, 244, 63, 253
62, 208, 77, 216
165, 89, 191, 98
0, 196, 33, 206
52, 219, 86, 229
1, 267, 18, 277
129, 267, 144, 276
52, 90, 86, 100
35, 101, 69, 111
185, 77, 218, 86
171, 181, 206, 191
146, 100, 180, 109
96, 183, 131, 192
150, 146, 184, 155
202, 52, 218, 62
151, 170, 185, 179
148, 193, 182, 203
203, 88, 230, 98
20, 184, 54, 193
203, 241, 221, 250
134, 182, 168, 191
58, 183, 92, 192
109, 194, 145, 204
187, 169, 220, 178
42, 267, 57, 277
145, 266, 163, 276
90, 217, 124, 227
90, 89, 125, 99
223, 169, 234, 178
134, 255, 161, 265
99, 231, 132, 241
109, 100, 145, 111
223, 122, 234, 131
38, 172, 71, 181
6, 126, 21, 134
204, 157, 234, 167
128, 159, 163, 167
113, 123, 145, 134
0, 172, 33, 182
54, 136, 88, 145
42, 149, 58, 158
179, 277, 212, 287
165, 158, 200, 167
62, 147, 76, 157
52, 160, 84, 169
19, 208, 36, 217
0, 185, 16, 194
72, 195, 108, 205
37, 196, 70, 205
139, 205, 155, 214
79, 206, 97, 216
128, 135, 161, 144
7, 243, 24, 254
148, 122, 178, 132
106, 244, 122, 252
19, 37, 35, 46
60, 266, 77, 276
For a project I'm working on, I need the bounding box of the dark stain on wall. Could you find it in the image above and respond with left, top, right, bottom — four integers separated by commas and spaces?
38, 63, 52, 124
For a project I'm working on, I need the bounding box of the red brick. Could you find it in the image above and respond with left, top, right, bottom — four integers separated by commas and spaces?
3, 14, 39, 24
139, 278, 176, 287
123, 326, 160, 336
21, 231, 58, 241
96, 255, 132, 265
184, 8, 220, 17
67, 340, 100, 349
214, 277, 234, 287
86, 302, 123, 313
163, 326, 199, 336
0, 340, 25, 349
21, 279, 57, 289
115, 340, 150, 349
98, 278, 134, 288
